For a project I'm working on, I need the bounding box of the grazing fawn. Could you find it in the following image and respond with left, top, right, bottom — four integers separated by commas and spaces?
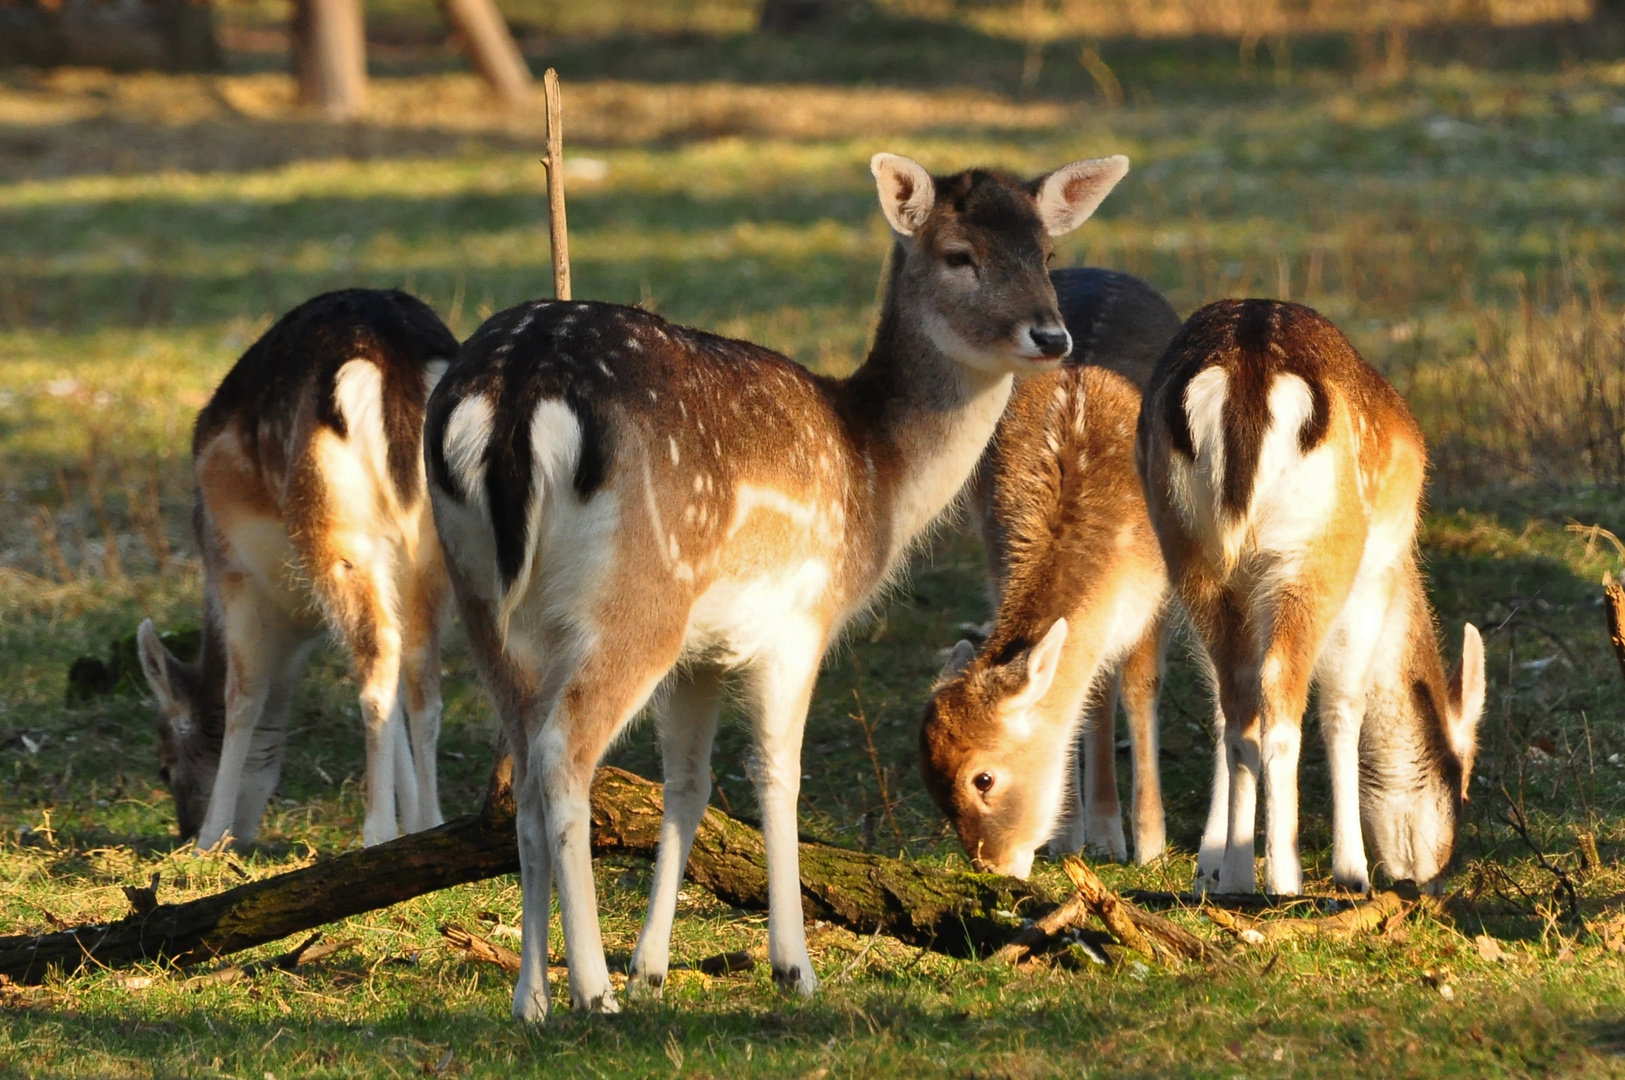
1137, 299, 1485, 895
921, 267, 1181, 876
137, 289, 457, 850
423, 151, 1129, 1020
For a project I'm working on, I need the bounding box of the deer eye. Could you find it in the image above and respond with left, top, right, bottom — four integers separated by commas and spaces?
943, 248, 976, 270
973, 771, 994, 794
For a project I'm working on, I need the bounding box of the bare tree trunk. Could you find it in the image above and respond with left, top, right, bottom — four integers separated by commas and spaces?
437, 0, 532, 106
292, 0, 367, 120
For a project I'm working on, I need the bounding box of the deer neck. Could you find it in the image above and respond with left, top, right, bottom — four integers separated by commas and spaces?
838, 249, 1016, 570
1362, 570, 1455, 779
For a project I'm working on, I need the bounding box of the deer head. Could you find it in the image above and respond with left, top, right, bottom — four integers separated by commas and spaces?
1363, 622, 1486, 891
136, 618, 218, 840
871, 153, 1129, 376
920, 618, 1075, 879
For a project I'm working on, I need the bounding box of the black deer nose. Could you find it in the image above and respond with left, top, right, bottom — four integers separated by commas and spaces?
1029, 326, 1071, 358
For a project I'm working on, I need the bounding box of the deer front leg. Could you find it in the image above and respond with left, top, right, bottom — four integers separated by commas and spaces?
629, 667, 725, 999
1079, 674, 1127, 861
1119, 619, 1167, 865
230, 640, 313, 843
1196, 699, 1230, 893
746, 632, 823, 998
1320, 689, 1370, 893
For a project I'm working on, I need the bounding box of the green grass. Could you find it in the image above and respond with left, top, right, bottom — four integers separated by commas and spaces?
5, 21, 1625, 1079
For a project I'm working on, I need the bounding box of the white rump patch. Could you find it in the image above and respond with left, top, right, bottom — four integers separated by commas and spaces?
440, 395, 496, 502
495, 400, 583, 638
333, 360, 389, 472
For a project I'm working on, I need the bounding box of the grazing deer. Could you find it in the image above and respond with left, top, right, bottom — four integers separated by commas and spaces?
423, 151, 1130, 1021
137, 289, 457, 850
1136, 299, 1485, 895
921, 267, 1181, 876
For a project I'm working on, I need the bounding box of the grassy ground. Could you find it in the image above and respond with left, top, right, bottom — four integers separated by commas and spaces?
4, 16, 1625, 1078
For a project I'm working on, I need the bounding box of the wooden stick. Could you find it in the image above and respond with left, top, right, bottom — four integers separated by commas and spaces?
1604, 573, 1625, 688
542, 68, 571, 302
1064, 857, 1156, 961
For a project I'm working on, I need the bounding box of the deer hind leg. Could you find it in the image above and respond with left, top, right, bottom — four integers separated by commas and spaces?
1257, 587, 1346, 897
1194, 594, 1266, 895
629, 665, 726, 999
535, 636, 680, 1015
745, 626, 826, 997
1120, 612, 1168, 865
499, 679, 552, 1024
399, 549, 449, 832
317, 554, 414, 847
197, 579, 309, 851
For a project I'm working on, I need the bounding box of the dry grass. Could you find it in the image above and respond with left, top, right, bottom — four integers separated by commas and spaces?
1424, 269, 1625, 492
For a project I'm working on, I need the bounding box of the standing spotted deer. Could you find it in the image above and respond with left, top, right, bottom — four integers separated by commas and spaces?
921, 268, 1181, 877
424, 151, 1130, 1021
1137, 299, 1485, 895
137, 289, 456, 850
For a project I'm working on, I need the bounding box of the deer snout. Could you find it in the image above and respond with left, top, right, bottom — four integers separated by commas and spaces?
1028, 326, 1071, 358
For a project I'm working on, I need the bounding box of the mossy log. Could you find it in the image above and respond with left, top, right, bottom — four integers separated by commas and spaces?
0, 765, 1047, 984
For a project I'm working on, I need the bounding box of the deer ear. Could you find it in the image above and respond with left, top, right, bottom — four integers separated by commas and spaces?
136, 619, 179, 713
941, 639, 977, 679
1007, 618, 1068, 713
871, 152, 936, 237
1033, 156, 1130, 236
1448, 623, 1485, 775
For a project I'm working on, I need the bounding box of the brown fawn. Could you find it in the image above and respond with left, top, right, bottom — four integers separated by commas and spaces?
921, 267, 1181, 877
137, 289, 456, 850
423, 151, 1129, 1020
1137, 299, 1485, 895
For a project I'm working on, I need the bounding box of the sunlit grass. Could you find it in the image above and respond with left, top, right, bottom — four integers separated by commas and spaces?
4, 35, 1625, 1079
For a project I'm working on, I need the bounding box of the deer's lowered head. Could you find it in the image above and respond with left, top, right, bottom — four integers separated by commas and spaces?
1362, 618, 1486, 892
136, 617, 223, 841
870, 153, 1129, 378
921, 618, 1077, 879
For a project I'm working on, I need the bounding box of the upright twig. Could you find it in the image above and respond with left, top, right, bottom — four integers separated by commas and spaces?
542, 68, 570, 302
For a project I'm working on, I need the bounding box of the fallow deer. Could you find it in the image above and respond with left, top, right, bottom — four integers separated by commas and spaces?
921, 267, 1181, 876
137, 288, 457, 850
1136, 299, 1485, 895
423, 151, 1130, 1021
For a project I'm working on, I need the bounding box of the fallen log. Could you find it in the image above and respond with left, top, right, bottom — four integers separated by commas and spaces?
0, 765, 1048, 984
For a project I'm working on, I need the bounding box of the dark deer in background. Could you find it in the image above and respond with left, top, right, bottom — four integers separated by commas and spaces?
423, 151, 1129, 1021
1137, 299, 1484, 895
922, 268, 1181, 877
138, 289, 456, 849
